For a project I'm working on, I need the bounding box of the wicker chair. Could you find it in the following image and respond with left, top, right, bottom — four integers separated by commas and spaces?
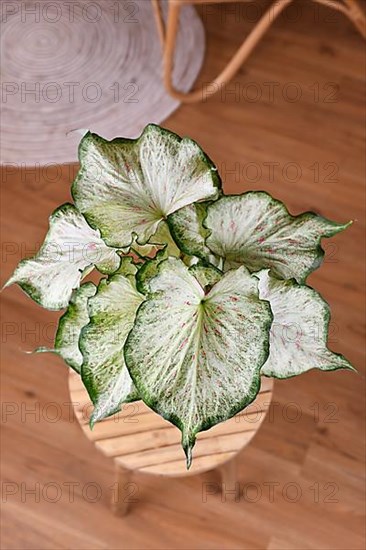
152, 0, 366, 103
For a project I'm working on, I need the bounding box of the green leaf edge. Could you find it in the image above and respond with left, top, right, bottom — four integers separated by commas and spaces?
3, 203, 122, 311
124, 258, 273, 468
54, 281, 97, 372
167, 201, 218, 261
135, 247, 168, 295
71, 124, 223, 249
187, 260, 223, 291
79, 258, 142, 412
254, 270, 356, 379
202, 191, 352, 283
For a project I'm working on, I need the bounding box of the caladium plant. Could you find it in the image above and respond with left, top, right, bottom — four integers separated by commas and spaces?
5, 124, 354, 468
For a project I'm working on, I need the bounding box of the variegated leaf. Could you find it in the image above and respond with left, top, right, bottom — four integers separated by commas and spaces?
36, 283, 96, 372
182, 255, 200, 267
124, 258, 272, 468
54, 283, 97, 372
4, 204, 120, 310
135, 248, 206, 295
188, 261, 222, 290
168, 203, 216, 262
80, 259, 144, 426
72, 124, 221, 248
132, 221, 181, 259
135, 248, 168, 295
256, 270, 354, 378
205, 192, 351, 282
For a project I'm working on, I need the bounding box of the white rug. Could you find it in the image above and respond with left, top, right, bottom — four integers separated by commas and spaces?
0, 0, 205, 165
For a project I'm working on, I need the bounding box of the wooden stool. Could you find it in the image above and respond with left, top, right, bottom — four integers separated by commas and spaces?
152, 0, 366, 103
69, 371, 274, 515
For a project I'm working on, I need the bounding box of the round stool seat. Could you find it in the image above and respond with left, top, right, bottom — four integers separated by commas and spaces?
69, 371, 273, 477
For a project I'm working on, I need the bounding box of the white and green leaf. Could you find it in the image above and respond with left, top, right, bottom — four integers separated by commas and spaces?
124, 258, 272, 468
132, 220, 181, 259
135, 248, 169, 295
72, 124, 221, 249
4, 204, 120, 310
205, 192, 351, 282
168, 202, 217, 262
55, 283, 97, 372
256, 270, 354, 378
80, 258, 144, 426
135, 240, 209, 295
188, 261, 222, 291
36, 282, 97, 372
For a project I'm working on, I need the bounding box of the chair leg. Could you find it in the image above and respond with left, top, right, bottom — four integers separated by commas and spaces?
158, 0, 365, 103
152, 0, 165, 45
313, 0, 366, 38
111, 464, 133, 516
163, 0, 294, 104
343, 0, 366, 38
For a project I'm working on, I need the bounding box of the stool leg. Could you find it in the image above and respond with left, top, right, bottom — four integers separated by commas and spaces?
111, 464, 134, 516
217, 457, 240, 502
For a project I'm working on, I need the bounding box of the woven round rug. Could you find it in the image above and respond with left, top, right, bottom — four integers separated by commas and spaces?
1, 0, 205, 166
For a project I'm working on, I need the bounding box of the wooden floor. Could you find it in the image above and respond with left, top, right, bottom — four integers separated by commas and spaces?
1, 1, 365, 549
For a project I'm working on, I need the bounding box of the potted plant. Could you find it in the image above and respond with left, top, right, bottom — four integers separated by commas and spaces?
5, 124, 354, 468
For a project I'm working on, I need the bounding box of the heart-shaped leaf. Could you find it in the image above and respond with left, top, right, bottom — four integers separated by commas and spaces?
204, 192, 351, 282
80, 258, 144, 426
4, 204, 120, 310
256, 270, 354, 378
72, 125, 221, 249
124, 258, 273, 467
